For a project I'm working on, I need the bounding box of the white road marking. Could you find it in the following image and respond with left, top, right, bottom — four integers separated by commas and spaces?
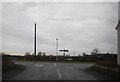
54, 63, 57, 67
57, 68, 62, 79
35, 64, 43, 67
54, 63, 62, 79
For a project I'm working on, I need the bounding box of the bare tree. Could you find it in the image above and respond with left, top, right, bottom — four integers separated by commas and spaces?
82, 52, 86, 56
91, 48, 100, 55
37, 52, 42, 56
25, 52, 31, 56
42, 52, 46, 56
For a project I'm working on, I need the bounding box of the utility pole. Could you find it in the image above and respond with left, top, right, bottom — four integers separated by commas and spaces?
56, 39, 58, 61
34, 23, 36, 57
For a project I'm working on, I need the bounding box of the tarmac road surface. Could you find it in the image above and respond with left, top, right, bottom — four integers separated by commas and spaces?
3, 61, 114, 80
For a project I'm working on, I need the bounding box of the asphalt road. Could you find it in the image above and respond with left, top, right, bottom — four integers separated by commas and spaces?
4, 61, 113, 80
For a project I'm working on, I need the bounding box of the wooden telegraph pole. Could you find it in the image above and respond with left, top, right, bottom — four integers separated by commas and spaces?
34, 23, 36, 57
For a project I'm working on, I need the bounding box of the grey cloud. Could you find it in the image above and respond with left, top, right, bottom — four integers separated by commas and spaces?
2, 2, 118, 55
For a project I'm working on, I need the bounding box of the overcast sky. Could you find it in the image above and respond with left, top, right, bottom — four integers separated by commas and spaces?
2, 2, 118, 56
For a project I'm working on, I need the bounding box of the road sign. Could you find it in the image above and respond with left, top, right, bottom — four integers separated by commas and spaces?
59, 50, 69, 52
59, 49, 69, 60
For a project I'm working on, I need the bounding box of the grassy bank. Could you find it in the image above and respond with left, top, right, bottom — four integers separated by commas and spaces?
91, 65, 120, 80
2, 64, 26, 80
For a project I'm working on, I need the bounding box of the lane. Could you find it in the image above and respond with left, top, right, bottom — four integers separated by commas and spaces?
7, 61, 59, 80
56, 68, 62, 79
5, 61, 112, 80
54, 63, 62, 79
56, 63, 111, 80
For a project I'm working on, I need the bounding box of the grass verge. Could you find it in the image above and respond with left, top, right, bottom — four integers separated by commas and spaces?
2, 64, 26, 80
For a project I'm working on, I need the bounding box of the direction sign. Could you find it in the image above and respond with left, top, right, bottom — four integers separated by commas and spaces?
59, 50, 69, 52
